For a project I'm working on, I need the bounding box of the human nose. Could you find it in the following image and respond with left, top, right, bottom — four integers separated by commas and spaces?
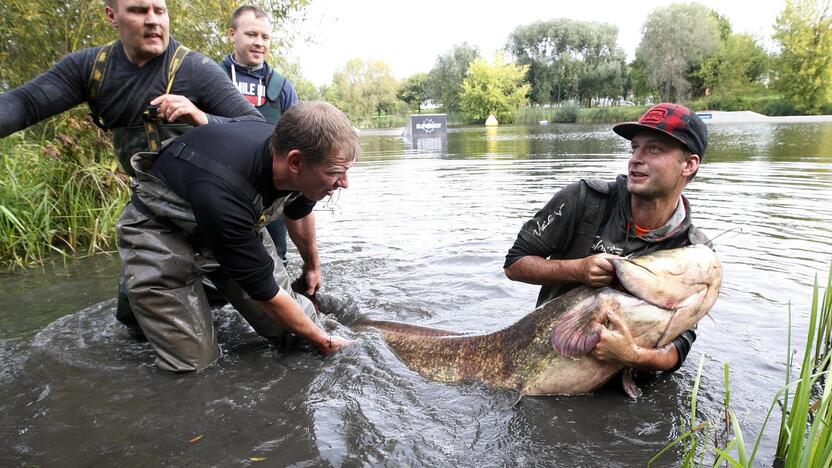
145, 10, 160, 25
336, 172, 349, 190
629, 147, 645, 163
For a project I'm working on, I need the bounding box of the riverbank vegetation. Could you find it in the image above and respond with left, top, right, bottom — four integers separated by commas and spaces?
0, 113, 128, 269
650, 263, 832, 467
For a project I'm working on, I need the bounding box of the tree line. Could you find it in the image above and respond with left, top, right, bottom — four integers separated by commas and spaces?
1, 0, 831, 125
321, 0, 832, 123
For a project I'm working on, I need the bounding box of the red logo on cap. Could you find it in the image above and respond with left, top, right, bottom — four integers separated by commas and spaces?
640, 108, 668, 125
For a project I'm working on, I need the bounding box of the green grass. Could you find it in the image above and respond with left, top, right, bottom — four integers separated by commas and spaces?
0, 114, 129, 270
650, 262, 832, 467
513, 105, 649, 125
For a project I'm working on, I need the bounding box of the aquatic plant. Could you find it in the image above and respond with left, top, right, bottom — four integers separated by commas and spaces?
650, 262, 832, 467
0, 114, 128, 269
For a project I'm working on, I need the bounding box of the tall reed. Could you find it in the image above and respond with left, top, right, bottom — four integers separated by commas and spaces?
650, 262, 832, 466
0, 114, 129, 269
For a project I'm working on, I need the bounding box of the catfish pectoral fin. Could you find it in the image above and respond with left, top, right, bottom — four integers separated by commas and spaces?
549, 295, 607, 356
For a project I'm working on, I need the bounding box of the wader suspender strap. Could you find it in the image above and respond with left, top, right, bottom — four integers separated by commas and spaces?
263, 70, 287, 121
88, 41, 116, 129
572, 180, 609, 257
534, 181, 609, 307
144, 45, 192, 151
167, 141, 264, 213
87, 42, 191, 135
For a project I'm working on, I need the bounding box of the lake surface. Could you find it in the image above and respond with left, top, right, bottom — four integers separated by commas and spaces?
2, 122, 832, 466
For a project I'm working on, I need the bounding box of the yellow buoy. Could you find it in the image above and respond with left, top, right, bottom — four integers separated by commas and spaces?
485, 114, 499, 127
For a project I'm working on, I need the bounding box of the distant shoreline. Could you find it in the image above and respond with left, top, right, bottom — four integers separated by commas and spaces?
696, 110, 832, 124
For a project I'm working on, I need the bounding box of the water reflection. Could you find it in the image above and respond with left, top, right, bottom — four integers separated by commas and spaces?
2, 122, 832, 465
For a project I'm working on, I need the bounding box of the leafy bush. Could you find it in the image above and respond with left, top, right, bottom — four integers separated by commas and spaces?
552, 105, 578, 123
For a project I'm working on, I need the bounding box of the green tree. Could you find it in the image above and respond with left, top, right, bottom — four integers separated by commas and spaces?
426, 43, 480, 112
697, 33, 769, 96
0, 0, 310, 90
272, 55, 320, 100
628, 52, 658, 101
460, 53, 529, 123
773, 0, 832, 114
323, 58, 404, 120
636, 2, 721, 101
397, 72, 429, 112
506, 18, 627, 105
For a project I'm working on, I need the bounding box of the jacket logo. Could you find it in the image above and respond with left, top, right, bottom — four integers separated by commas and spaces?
533, 203, 564, 237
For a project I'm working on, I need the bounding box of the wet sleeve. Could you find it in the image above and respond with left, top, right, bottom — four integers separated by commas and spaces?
283, 195, 316, 220
188, 180, 279, 301
183, 53, 264, 124
668, 329, 697, 372
503, 182, 582, 268
0, 50, 91, 137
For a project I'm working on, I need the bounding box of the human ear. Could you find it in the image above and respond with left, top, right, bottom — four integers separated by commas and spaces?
105, 7, 118, 28
683, 154, 701, 177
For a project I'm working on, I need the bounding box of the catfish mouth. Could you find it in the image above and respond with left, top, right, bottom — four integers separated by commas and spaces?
609, 258, 655, 302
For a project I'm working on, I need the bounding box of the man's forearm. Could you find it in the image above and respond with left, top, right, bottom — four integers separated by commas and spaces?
258, 289, 329, 348
504, 256, 583, 285
286, 214, 319, 269
630, 343, 680, 371
204, 112, 264, 125
0, 93, 29, 137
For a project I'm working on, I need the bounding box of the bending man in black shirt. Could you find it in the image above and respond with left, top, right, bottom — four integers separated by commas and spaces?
504, 103, 710, 373
120, 101, 358, 372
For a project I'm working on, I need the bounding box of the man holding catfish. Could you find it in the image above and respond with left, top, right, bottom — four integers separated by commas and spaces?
504, 103, 713, 378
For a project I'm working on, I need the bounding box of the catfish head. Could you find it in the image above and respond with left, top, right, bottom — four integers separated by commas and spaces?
550, 244, 722, 358
611, 244, 722, 346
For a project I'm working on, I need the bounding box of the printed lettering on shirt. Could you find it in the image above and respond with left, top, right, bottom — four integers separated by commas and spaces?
532, 203, 564, 237
590, 236, 624, 256
235, 82, 266, 106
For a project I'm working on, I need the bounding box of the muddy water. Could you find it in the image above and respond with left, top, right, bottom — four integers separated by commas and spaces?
2, 121, 831, 466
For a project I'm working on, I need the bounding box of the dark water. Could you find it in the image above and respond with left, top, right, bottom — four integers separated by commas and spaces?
2, 122, 832, 466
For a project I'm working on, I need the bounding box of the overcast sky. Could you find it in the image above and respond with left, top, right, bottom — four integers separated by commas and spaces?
284, 0, 787, 87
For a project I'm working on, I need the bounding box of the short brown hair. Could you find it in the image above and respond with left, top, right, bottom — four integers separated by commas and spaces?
271, 101, 360, 165
230, 5, 268, 29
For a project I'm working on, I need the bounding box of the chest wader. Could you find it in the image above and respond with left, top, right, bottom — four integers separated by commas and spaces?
88, 42, 194, 177
116, 142, 321, 372
257, 70, 290, 265
256, 70, 286, 124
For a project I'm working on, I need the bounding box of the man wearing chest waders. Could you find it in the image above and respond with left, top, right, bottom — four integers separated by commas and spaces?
119, 101, 358, 371
0, 0, 263, 331
504, 103, 711, 378
222, 5, 302, 270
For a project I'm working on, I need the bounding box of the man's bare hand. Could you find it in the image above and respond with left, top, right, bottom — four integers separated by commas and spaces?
320, 335, 356, 355
578, 253, 617, 287
150, 94, 209, 126
592, 310, 641, 366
